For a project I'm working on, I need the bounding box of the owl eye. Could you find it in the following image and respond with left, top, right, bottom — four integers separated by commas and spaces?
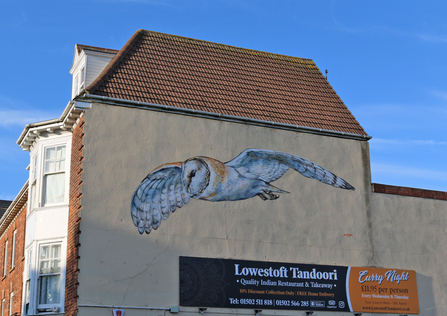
190, 170, 196, 178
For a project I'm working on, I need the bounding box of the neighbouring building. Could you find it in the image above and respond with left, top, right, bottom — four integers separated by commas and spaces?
2, 29, 446, 316
0, 184, 28, 316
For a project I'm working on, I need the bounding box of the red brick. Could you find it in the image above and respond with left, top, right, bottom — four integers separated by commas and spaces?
65, 117, 84, 316
372, 183, 447, 200
0, 202, 27, 316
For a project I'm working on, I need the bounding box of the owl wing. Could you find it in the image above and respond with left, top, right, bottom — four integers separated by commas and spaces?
131, 162, 191, 234
226, 148, 354, 190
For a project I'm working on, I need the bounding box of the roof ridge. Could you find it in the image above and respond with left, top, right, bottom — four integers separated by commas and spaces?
86, 29, 318, 95
145, 30, 313, 64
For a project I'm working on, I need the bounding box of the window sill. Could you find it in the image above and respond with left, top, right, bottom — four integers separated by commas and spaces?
1, 275, 5, 281
35, 309, 64, 315
9, 266, 15, 273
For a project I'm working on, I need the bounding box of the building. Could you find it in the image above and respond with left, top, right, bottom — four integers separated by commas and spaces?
2, 29, 447, 316
0, 184, 27, 316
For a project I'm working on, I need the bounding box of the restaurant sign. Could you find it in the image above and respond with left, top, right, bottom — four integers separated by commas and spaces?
179, 257, 418, 314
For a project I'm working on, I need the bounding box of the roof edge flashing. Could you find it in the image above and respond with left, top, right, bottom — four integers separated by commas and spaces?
79, 94, 372, 141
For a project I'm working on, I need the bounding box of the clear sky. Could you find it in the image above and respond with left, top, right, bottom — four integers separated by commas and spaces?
1, 0, 446, 200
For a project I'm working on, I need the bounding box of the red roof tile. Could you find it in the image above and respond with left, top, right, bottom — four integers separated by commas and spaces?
87, 30, 368, 136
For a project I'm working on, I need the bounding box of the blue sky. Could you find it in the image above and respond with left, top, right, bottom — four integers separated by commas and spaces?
1, 0, 446, 200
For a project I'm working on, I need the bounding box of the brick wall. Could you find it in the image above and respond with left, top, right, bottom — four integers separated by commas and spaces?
0, 204, 27, 316
372, 183, 447, 200
65, 117, 84, 316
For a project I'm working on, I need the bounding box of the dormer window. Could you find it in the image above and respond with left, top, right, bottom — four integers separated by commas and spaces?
78, 67, 85, 92
73, 67, 85, 97
70, 44, 117, 99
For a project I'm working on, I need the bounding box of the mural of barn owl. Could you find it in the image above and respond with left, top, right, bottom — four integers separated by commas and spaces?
131, 149, 354, 234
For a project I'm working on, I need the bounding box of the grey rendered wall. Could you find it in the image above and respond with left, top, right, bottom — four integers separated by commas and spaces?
77, 103, 375, 316
370, 192, 447, 315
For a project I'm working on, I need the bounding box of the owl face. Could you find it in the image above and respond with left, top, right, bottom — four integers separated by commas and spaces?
182, 158, 210, 197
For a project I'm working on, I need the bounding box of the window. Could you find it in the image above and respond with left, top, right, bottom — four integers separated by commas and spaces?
3, 240, 8, 276
11, 231, 16, 269
37, 243, 61, 310
24, 249, 32, 316
9, 293, 13, 316
2, 298, 5, 316
43, 145, 66, 205
31, 154, 38, 209
79, 67, 85, 91
73, 68, 85, 96
73, 74, 78, 97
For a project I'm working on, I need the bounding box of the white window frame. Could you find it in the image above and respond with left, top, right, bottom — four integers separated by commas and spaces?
73, 74, 79, 97
3, 240, 8, 276
79, 67, 85, 92
22, 247, 33, 316
11, 231, 16, 269
9, 293, 13, 316
42, 144, 67, 206
28, 136, 71, 214
34, 240, 66, 314
30, 154, 38, 211
2, 298, 5, 316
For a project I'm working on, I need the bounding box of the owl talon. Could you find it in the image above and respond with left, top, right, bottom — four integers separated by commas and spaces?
257, 190, 279, 200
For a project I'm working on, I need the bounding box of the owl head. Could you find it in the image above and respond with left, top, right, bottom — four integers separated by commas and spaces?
182, 158, 210, 197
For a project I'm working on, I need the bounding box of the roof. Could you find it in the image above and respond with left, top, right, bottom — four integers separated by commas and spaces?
0, 200, 12, 219
86, 29, 368, 136
0, 181, 28, 237
76, 44, 118, 55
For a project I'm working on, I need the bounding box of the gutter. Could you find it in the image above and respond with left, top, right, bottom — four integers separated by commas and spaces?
79, 94, 372, 142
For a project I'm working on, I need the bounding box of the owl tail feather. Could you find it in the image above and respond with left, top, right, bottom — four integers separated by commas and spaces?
257, 184, 289, 200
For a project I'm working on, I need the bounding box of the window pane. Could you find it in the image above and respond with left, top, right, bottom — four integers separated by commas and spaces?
3, 242, 7, 275
40, 260, 49, 274
56, 146, 66, 159
28, 249, 32, 277
32, 155, 38, 181
39, 275, 60, 304
45, 160, 54, 173
44, 173, 65, 204
9, 294, 13, 316
25, 280, 30, 303
45, 147, 55, 160
51, 260, 61, 273
55, 158, 65, 172
40, 246, 49, 259
31, 183, 37, 209
51, 245, 61, 259
11, 233, 16, 268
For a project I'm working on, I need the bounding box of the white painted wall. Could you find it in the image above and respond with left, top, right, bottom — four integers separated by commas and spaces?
77, 103, 379, 316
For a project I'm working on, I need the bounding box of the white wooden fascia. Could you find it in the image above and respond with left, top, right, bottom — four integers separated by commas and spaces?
19, 101, 91, 151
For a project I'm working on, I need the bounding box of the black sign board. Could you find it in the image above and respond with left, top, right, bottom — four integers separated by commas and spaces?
179, 256, 350, 312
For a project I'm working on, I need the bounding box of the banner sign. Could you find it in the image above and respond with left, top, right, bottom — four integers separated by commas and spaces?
179, 257, 419, 314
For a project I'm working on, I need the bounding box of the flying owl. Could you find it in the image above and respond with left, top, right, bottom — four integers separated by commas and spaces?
131, 148, 354, 234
